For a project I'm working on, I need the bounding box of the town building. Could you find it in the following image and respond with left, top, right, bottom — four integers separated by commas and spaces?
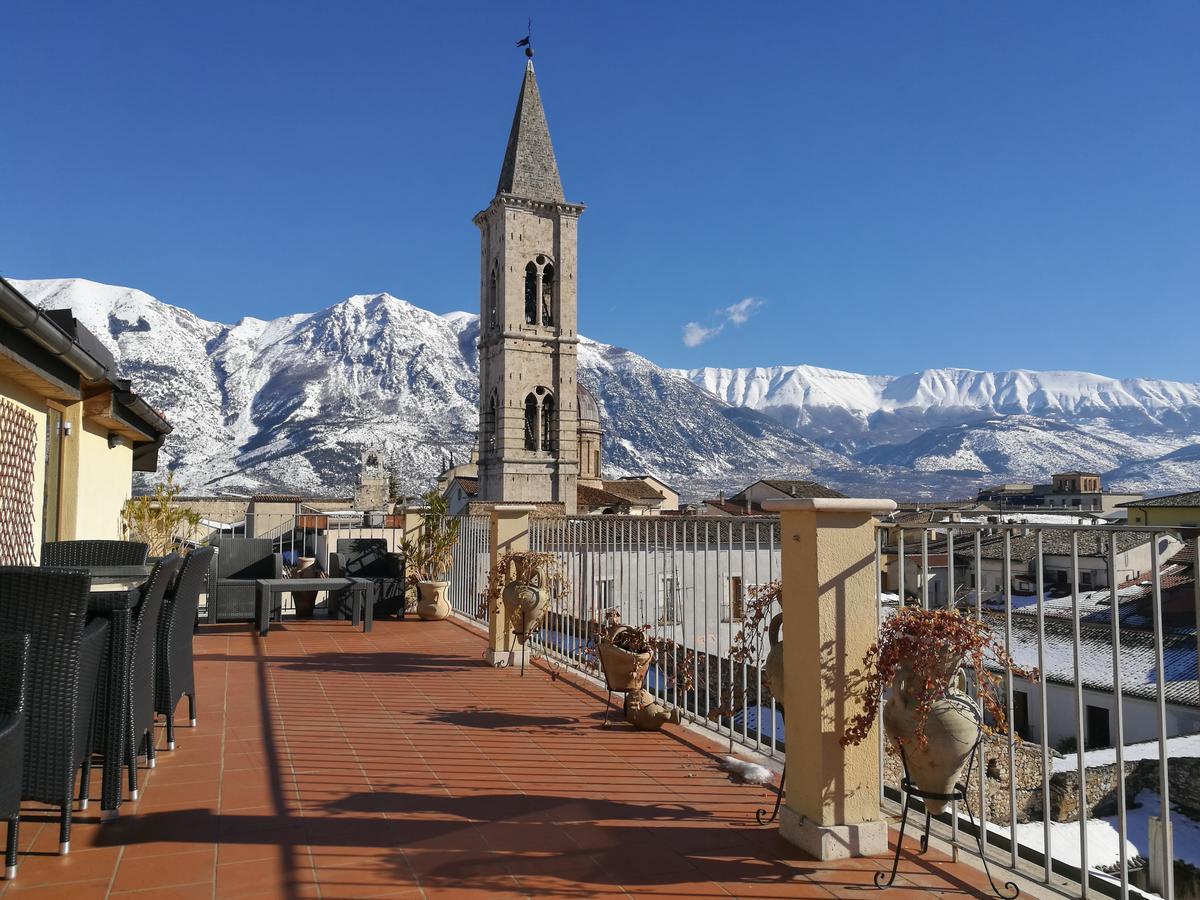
0, 277, 170, 562
697, 478, 845, 516
976, 470, 1142, 512
1120, 489, 1200, 528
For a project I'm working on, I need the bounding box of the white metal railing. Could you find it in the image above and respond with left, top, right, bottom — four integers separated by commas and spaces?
447, 514, 491, 623
877, 520, 1200, 900
521, 515, 784, 755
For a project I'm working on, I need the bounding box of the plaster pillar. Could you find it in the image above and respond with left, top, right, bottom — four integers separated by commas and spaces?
761, 497, 897, 860
487, 504, 535, 667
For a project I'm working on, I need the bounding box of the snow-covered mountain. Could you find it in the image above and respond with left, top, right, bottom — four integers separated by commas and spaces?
12, 276, 1200, 500
679, 364, 1200, 495
13, 278, 848, 499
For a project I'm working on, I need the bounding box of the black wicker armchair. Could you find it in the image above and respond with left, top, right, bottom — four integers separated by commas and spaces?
41, 540, 149, 567
206, 537, 282, 623
156, 547, 213, 749
329, 539, 404, 618
127, 554, 181, 798
0, 634, 29, 880
0, 567, 109, 855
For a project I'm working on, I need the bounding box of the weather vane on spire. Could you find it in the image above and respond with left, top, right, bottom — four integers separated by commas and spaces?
515, 18, 533, 58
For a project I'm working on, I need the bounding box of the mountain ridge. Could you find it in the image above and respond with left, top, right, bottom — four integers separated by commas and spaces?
10, 277, 1200, 500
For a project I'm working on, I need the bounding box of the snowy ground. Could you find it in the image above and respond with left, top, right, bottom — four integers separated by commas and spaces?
1053, 732, 1200, 774
987, 817, 1136, 869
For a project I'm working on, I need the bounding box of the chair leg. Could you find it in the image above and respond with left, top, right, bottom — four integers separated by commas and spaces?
5, 814, 18, 878
127, 739, 139, 801
188, 692, 197, 728
166, 711, 176, 750
58, 803, 71, 854
146, 731, 156, 769
79, 754, 92, 810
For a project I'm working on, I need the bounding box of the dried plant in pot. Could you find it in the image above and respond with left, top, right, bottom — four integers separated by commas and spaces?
487, 550, 569, 648
597, 622, 654, 692
841, 607, 1038, 813
401, 491, 460, 621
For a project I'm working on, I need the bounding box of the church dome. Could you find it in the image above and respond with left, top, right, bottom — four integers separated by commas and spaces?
577, 386, 601, 428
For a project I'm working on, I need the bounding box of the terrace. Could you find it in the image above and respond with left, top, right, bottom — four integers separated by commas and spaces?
5, 616, 1008, 898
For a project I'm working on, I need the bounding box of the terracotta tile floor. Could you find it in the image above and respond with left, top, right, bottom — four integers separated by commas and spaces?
2, 616, 1011, 898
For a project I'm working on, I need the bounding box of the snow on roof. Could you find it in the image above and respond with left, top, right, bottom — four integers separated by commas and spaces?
995, 612, 1199, 707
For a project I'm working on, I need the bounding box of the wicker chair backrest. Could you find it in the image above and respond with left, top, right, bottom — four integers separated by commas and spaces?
0, 567, 91, 799
212, 538, 276, 579
0, 633, 30, 718
335, 539, 391, 577
41, 540, 149, 567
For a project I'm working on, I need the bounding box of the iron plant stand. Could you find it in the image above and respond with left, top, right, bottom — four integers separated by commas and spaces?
875, 701, 1018, 898
755, 762, 785, 825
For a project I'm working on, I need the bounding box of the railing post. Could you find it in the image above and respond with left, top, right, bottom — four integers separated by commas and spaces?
487, 504, 535, 667
763, 497, 897, 860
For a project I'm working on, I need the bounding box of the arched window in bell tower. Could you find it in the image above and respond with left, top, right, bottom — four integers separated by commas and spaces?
541, 263, 555, 326
540, 393, 556, 452
524, 263, 538, 325
488, 262, 498, 331
523, 394, 538, 450
485, 390, 498, 455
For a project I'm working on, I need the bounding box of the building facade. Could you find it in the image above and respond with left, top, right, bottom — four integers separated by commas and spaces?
474, 59, 586, 514
0, 278, 170, 562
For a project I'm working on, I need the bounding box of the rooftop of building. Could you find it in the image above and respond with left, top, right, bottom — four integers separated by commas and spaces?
1118, 489, 1200, 508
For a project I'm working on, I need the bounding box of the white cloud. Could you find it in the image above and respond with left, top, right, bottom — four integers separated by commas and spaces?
724, 297, 764, 325
680, 297, 765, 347
682, 321, 723, 347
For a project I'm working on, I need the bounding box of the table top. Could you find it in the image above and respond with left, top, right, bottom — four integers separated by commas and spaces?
87, 566, 152, 588
257, 577, 368, 590
88, 579, 143, 612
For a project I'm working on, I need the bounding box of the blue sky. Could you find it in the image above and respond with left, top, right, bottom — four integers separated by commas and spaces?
3, 2, 1197, 380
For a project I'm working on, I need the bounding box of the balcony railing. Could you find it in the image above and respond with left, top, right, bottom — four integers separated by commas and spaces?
878, 520, 1200, 900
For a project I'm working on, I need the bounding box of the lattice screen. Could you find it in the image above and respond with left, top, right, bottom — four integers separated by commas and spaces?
0, 398, 38, 566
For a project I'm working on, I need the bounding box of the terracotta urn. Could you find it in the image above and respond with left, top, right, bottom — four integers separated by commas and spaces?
623, 688, 679, 731
597, 625, 652, 692
763, 612, 785, 710
883, 660, 980, 814
501, 580, 549, 642
291, 556, 319, 618
416, 580, 451, 621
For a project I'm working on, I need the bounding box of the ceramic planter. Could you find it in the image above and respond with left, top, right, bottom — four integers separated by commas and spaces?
883, 660, 980, 814
290, 556, 319, 618
501, 580, 549, 641
416, 580, 451, 621
597, 626, 652, 691
763, 612, 785, 710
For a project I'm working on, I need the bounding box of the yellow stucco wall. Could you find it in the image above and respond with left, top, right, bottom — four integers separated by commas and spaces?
1127, 506, 1200, 527
65, 414, 133, 542
0, 373, 137, 556
0, 373, 48, 561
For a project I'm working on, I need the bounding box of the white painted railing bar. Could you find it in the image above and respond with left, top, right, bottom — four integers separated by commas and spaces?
1108, 532, 1130, 900
1035, 530, 1052, 884
1070, 529, 1089, 897
1149, 532, 1174, 899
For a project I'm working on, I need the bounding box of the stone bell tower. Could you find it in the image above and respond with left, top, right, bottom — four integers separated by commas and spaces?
474, 56, 585, 514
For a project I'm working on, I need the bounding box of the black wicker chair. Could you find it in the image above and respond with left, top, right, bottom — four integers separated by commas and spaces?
41, 540, 149, 567
127, 553, 181, 797
328, 538, 404, 618
206, 537, 282, 623
0, 567, 108, 855
156, 548, 213, 749
0, 634, 29, 880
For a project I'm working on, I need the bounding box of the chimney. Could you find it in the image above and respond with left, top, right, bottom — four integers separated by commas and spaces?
719, 490, 725, 503
790, 485, 797, 497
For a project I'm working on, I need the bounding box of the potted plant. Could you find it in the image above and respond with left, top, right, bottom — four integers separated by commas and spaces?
595, 615, 695, 729
288, 554, 321, 618
488, 550, 568, 647
597, 622, 654, 692
121, 473, 201, 557
841, 607, 1038, 813
401, 491, 459, 621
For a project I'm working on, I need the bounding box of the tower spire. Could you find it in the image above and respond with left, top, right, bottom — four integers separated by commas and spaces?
495, 59, 564, 203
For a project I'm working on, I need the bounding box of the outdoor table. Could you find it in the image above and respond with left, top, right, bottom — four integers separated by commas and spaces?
254, 577, 373, 637
87, 576, 148, 821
